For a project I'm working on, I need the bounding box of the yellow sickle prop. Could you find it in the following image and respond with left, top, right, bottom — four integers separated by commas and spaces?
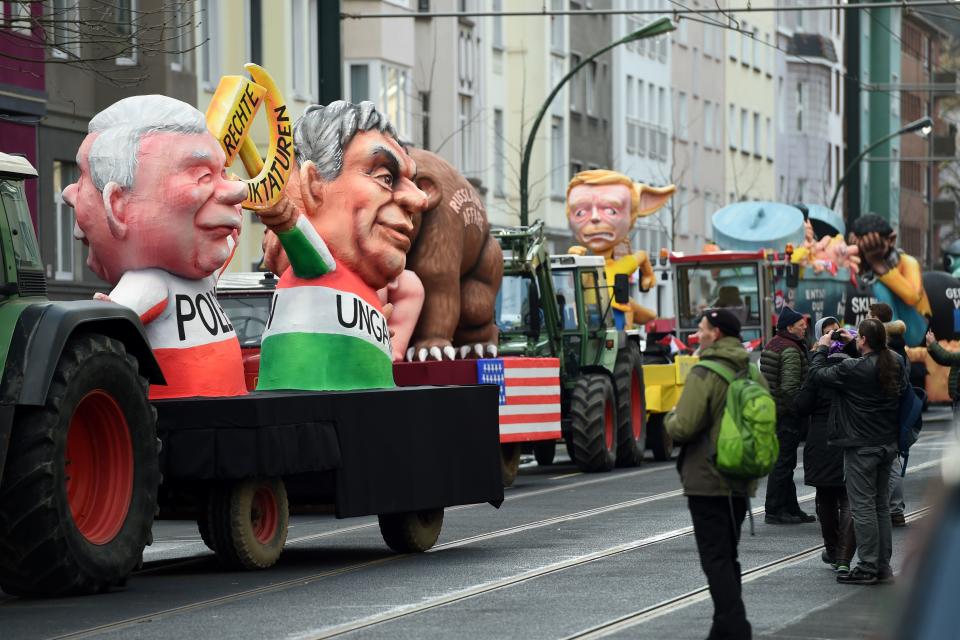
205, 63, 294, 210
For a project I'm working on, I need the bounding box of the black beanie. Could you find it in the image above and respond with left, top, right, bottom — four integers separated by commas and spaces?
777, 306, 805, 331
702, 308, 741, 338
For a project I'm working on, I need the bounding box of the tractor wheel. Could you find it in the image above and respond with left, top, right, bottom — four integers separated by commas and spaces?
533, 441, 556, 466
206, 478, 289, 570
568, 374, 617, 472
614, 343, 647, 468
378, 508, 444, 553
500, 443, 522, 487
647, 413, 674, 461
0, 334, 158, 597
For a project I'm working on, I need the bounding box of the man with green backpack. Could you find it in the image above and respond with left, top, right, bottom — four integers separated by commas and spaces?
666, 308, 779, 640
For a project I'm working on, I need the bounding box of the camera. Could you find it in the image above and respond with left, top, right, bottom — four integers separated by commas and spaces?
831, 330, 844, 341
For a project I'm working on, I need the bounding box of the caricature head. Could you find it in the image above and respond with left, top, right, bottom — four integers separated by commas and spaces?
64, 95, 246, 284
292, 101, 428, 290
566, 170, 674, 255
850, 214, 897, 255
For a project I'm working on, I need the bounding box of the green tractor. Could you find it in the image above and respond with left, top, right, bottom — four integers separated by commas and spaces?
0, 153, 163, 596
493, 222, 647, 472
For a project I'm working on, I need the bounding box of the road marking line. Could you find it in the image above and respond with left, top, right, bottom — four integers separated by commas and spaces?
550, 471, 584, 480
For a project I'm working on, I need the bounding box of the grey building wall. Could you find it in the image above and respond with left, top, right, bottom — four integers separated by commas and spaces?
38, 0, 198, 300
567, 0, 613, 177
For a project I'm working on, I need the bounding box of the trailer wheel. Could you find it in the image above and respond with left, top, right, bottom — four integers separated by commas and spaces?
568, 374, 617, 472
646, 413, 674, 461
207, 478, 288, 570
500, 443, 522, 487
0, 334, 158, 597
533, 441, 556, 466
614, 344, 647, 468
378, 508, 444, 553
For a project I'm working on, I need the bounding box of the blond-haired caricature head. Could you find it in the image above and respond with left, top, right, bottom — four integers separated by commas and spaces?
566, 169, 675, 255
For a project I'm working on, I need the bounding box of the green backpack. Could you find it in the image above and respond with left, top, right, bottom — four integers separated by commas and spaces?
695, 360, 779, 479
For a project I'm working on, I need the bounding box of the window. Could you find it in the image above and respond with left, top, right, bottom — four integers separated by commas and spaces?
420, 90, 430, 150
459, 94, 475, 174
678, 92, 688, 141
740, 108, 748, 150
764, 32, 772, 75
729, 103, 736, 149
586, 61, 597, 116
10, 1, 32, 34
52, 161, 79, 281
550, 0, 564, 53
115, 0, 137, 65
753, 112, 760, 156
741, 23, 750, 63
291, 0, 319, 101
797, 178, 806, 202
199, 0, 220, 90
383, 64, 410, 137
51, 0, 80, 58
765, 117, 772, 159
350, 64, 369, 102
246, 0, 262, 67
494, 109, 505, 196
704, 101, 714, 149
692, 48, 700, 97
492, 0, 504, 49
551, 117, 565, 197
677, 17, 688, 45
728, 28, 737, 61
796, 82, 804, 131
752, 28, 759, 69
570, 53, 582, 112
692, 143, 700, 186
580, 271, 605, 329
626, 77, 638, 154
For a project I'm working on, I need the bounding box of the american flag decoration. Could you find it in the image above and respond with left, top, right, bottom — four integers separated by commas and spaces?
478, 357, 561, 443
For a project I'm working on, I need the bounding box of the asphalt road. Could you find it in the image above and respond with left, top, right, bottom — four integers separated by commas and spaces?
1, 409, 955, 640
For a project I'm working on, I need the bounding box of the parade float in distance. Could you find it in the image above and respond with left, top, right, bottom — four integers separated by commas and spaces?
655, 199, 960, 403
0, 66, 505, 598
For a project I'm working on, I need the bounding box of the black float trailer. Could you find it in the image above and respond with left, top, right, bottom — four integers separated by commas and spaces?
155, 384, 504, 570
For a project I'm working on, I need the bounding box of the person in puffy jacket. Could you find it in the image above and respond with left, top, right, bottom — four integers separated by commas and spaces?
795, 316, 856, 574
809, 318, 909, 585
761, 306, 815, 524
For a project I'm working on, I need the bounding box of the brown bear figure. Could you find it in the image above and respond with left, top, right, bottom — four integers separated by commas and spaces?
405, 148, 503, 361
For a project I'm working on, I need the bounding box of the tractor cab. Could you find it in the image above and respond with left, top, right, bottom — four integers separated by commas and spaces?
667, 250, 772, 347
0, 153, 46, 298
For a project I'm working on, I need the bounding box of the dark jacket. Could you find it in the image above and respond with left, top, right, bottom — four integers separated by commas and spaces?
759, 330, 809, 419
665, 336, 765, 497
807, 346, 909, 448
928, 341, 960, 402
794, 353, 849, 487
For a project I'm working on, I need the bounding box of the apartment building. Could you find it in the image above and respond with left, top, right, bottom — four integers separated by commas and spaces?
898, 11, 949, 264
774, 2, 845, 213
724, 0, 776, 203
612, 0, 672, 257
670, 7, 725, 253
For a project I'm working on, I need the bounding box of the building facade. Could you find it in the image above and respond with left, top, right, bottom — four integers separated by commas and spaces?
196, 0, 331, 274
0, 1, 45, 220
898, 12, 947, 263
670, 9, 725, 253
724, 0, 776, 204
774, 2, 845, 212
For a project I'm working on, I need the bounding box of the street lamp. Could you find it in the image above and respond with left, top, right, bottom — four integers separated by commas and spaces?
829, 115, 934, 211
518, 16, 676, 226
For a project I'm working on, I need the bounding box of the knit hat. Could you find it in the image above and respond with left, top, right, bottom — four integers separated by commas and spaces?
777, 306, 805, 332
702, 308, 741, 338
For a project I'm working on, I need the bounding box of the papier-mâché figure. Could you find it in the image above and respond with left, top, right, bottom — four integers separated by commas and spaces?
565, 170, 675, 329
254, 101, 429, 390
66, 95, 248, 399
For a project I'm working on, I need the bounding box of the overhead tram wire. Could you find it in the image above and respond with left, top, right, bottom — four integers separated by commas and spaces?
342, 1, 960, 20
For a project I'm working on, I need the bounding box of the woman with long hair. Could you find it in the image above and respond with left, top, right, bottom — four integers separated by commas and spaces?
808, 318, 908, 585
